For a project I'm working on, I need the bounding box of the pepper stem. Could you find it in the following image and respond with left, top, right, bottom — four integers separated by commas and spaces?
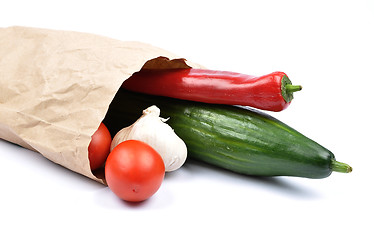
285, 84, 302, 93
281, 75, 302, 103
331, 160, 352, 173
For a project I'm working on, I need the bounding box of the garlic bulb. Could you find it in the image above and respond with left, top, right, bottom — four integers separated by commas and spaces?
110, 105, 188, 172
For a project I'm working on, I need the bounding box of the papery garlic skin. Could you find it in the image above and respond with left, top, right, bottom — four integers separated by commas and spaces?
110, 105, 187, 172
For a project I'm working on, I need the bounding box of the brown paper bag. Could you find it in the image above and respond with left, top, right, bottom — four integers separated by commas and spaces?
0, 26, 203, 184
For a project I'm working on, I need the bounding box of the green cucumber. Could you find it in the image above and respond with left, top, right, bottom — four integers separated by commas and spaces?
103, 89, 352, 179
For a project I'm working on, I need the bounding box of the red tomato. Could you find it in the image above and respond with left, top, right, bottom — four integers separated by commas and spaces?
105, 140, 165, 202
88, 123, 112, 171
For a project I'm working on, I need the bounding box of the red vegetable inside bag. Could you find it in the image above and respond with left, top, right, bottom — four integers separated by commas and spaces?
88, 123, 111, 171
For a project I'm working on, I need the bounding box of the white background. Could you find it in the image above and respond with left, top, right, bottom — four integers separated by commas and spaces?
1, 0, 373, 239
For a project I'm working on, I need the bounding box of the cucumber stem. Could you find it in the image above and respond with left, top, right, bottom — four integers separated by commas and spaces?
285, 84, 302, 93
331, 160, 352, 173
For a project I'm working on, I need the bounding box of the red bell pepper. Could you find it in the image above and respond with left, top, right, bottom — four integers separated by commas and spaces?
122, 68, 302, 112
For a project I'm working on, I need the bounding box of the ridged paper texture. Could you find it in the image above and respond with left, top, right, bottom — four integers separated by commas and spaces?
0, 26, 202, 183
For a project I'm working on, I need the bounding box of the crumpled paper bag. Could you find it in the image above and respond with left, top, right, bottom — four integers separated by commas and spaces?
0, 26, 202, 184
